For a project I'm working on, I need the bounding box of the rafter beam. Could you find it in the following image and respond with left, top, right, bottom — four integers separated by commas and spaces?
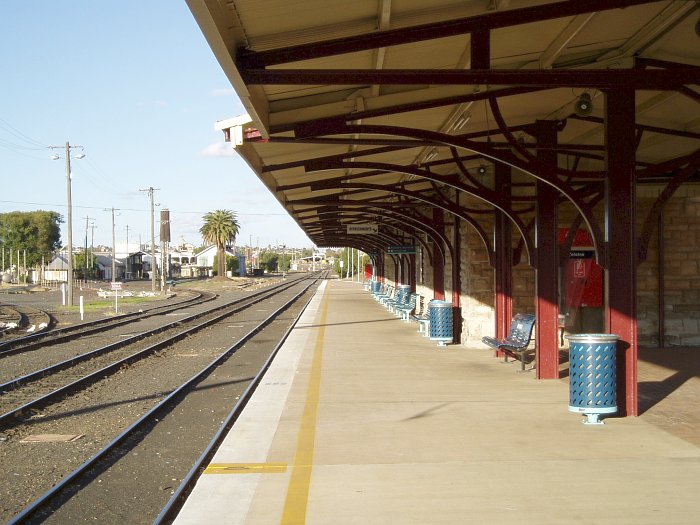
236, 0, 660, 68
241, 68, 699, 90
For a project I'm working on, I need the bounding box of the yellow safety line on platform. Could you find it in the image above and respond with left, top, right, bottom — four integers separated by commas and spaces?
281, 281, 330, 524
204, 463, 288, 474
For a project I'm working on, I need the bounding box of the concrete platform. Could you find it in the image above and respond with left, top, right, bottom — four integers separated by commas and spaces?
173, 279, 700, 524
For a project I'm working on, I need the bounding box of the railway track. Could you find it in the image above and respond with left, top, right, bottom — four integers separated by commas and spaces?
2, 272, 327, 524
0, 305, 52, 341
0, 273, 313, 427
0, 288, 215, 357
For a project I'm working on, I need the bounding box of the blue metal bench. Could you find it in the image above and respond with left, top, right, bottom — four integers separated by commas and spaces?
397, 293, 418, 321
481, 313, 536, 371
387, 285, 410, 315
373, 283, 392, 303
378, 285, 396, 306
411, 296, 433, 336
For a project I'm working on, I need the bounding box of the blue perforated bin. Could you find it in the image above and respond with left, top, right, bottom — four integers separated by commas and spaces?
566, 334, 619, 425
429, 300, 453, 346
395, 284, 410, 304
371, 281, 381, 294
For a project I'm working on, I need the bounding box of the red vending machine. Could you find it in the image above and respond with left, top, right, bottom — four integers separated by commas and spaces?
558, 229, 604, 339
364, 263, 373, 281
559, 229, 603, 309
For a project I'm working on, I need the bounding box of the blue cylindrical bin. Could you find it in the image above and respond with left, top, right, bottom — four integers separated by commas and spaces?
371, 280, 382, 294
566, 334, 619, 425
396, 284, 410, 305
429, 301, 453, 346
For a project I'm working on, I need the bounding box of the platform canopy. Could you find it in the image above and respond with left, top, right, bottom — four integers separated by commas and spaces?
188, 0, 700, 253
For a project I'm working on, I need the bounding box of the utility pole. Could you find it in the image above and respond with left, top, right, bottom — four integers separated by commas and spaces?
89, 221, 96, 269
124, 225, 130, 279
50, 141, 85, 306
140, 187, 159, 292
83, 216, 94, 274
105, 207, 117, 282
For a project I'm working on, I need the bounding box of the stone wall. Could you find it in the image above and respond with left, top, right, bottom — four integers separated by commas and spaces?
637, 185, 700, 346
401, 184, 700, 348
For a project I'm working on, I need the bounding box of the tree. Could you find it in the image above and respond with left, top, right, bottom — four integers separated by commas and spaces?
73, 250, 99, 279
0, 211, 62, 267
259, 251, 279, 272
199, 210, 240, 279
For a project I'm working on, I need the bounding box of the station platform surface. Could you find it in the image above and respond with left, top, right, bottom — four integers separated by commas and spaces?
173, 279, 700, 524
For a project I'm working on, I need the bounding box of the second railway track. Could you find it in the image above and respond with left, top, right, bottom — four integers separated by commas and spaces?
0, 272, 326, 524
0, 273, 314, 426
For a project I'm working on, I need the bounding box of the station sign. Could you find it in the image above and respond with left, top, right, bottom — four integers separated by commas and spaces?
347, 223, 378, 234
111, 281, 123, 291
387, 245, 416, 255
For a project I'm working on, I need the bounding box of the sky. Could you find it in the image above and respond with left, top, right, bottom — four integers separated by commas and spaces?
0, 1, 312, 252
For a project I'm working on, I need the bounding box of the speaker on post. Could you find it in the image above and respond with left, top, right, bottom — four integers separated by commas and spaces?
575, 93, 593, 117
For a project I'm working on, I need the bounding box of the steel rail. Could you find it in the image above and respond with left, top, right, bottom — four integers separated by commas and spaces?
153, 276, 322, 524
6, 272, 325, 524
0, 274, 316, 428
0, 290, 212, 356
0, 306, 52, 339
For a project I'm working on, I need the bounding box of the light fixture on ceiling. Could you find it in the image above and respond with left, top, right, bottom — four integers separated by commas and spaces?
477, 165, 487, 175
425, 149, 438, 162
575, 92, 593, 117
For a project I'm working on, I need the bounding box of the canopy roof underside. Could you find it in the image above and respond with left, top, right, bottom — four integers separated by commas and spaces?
188, 0, 700, 251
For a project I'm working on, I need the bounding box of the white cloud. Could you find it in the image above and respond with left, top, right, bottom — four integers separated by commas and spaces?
200, 142, 235, 157
211, 88, 235, 97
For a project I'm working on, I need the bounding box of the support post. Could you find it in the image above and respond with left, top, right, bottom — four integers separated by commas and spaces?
605, 89, 638, 416
535, 120, 560, 379
433, 208, 445, 300
494, 163, 513, 343
452, 195, 462, 343
409, 253, 416, 293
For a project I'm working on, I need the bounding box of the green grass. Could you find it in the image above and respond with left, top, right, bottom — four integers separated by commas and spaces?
59, 296, 159, 313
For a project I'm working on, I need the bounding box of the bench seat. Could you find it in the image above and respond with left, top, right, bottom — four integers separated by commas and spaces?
482, 313, 536, 372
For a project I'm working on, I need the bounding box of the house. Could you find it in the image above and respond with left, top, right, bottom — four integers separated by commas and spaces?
194, 245, 238, 276
93, 254, 126, 281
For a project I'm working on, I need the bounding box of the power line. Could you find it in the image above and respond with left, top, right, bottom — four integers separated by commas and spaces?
0, 117, 48, 149
0, 199, 288, 216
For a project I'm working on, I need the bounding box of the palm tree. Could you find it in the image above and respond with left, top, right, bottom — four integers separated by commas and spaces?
199, 209, 240, 279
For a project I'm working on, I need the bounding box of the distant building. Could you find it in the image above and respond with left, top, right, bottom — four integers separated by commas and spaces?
194, 245, 237, 276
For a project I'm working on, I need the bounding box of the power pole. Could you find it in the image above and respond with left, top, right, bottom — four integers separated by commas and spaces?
89, 221, 96, 269
83, 216, 94, 274
124, 225, 130, 279
49, 141, 85, 306
105, 207, 117, 282
140, 187, 159, 292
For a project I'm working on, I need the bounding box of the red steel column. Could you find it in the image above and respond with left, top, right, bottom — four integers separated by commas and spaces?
452, 198, 462, 343
605, 89, 638, 416
392, 256, 399, 287
535, 120, 560, 379
494, 162, 513, 341
433, 208, 445, 300
409, 253, 416, 293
